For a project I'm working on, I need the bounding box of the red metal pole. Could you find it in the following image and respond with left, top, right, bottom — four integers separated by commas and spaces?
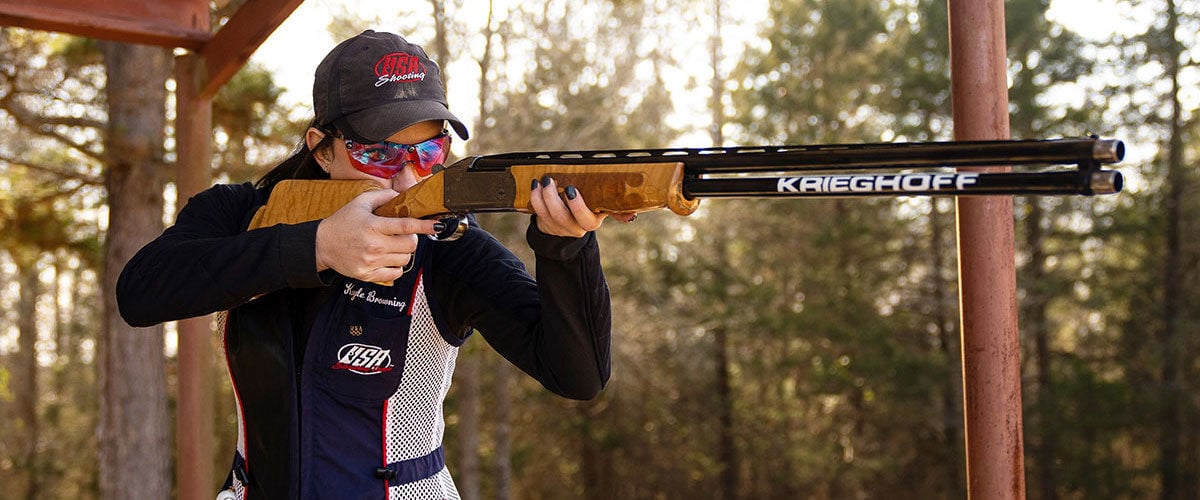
174, 52, 216, 500
947, 0, 1027, 498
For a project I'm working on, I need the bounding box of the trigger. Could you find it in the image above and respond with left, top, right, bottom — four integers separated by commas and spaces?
429, 215, 469, 241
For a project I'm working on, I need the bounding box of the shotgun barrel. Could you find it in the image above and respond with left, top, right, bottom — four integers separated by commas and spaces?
429, 137, 1125, 217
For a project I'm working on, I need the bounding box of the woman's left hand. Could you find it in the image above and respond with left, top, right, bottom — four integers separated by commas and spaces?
528, 176, 634, 238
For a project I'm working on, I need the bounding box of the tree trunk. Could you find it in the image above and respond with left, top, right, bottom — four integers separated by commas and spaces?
99, 40, 171, 500
1158, 1, 1185, 498
715, 326, 738, 499
493, 358, 513, 500
473, 0, 497, 154
707, 5, 738, 497
578, 400, 614, 500
707, 0, 724, 147
1023, 199, 1056, 500
930, 197, 964, 496
14, 254, 41, 500
457, 347, 482, 500
429, 0, 450, 74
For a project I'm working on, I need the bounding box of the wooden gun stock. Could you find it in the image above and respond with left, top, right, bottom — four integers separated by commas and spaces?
247, 179, 383, 230
248, 160, 698, 230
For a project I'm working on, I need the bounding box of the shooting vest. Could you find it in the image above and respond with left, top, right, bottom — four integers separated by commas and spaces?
220, 242, 464, 500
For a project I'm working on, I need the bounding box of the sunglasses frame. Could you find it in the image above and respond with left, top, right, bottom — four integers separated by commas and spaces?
339, 130, 451, 179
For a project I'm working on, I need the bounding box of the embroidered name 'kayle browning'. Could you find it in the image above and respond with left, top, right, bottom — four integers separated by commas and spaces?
343, 283, 408, 309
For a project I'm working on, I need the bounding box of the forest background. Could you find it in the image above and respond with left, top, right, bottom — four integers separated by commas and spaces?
0, 0, 1197, 498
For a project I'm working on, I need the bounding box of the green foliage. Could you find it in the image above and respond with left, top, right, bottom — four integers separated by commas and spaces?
1, 0, 1198, 498
0, 366, 10, 402
730, 0, 907, 143
212, 63, 306, 183
473, 0, 681, 153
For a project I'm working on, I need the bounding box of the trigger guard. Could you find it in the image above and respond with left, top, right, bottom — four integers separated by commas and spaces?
429, 215, 469, 241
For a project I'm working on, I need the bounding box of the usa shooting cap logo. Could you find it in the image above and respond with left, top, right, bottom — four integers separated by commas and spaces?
332, 343, 394, 375
373, 52, 426, 87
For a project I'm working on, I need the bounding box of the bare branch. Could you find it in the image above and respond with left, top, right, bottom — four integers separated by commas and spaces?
0, 93, 108, 163
0, 153, 103, 185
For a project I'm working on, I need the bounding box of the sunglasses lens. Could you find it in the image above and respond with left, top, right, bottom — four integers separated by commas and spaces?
350, 142, 405, 165
409, 134, 451, 176
344, 133, 451, 179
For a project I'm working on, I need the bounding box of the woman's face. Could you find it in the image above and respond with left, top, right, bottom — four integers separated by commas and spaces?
307, 120, 446, 191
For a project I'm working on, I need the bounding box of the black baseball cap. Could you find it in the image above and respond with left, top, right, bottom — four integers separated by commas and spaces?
313, 30, 469, 143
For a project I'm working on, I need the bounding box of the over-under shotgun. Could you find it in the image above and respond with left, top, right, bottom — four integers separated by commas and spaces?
249, 137, 1125, 234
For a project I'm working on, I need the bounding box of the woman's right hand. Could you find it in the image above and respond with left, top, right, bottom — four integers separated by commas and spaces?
315, 189, 440, 283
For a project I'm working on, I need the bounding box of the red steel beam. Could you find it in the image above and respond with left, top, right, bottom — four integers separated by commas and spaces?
171, 2, 304, 496
0, 0, 209, 49
174, 52, 217, 500
948, 0, 1027, 498
197, 0, 304, 98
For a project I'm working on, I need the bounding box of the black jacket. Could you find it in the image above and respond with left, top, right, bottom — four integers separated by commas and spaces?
116, 182, 612, 498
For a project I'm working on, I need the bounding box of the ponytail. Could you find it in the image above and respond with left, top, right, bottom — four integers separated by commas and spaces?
255, 119, 335, 192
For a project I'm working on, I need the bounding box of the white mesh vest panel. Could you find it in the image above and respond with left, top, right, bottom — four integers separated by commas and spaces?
383, 275, 461, 499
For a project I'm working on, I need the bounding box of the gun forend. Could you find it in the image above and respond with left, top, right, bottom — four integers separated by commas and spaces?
396, 157, 700, 217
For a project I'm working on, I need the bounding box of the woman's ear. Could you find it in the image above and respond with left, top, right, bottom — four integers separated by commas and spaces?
306, 127, 332, 170
305, 127, 326, 151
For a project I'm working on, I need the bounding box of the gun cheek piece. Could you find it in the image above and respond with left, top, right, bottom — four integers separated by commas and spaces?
667, 194, 701, 216
666, 165, 701, 216
429, 215, 470, 241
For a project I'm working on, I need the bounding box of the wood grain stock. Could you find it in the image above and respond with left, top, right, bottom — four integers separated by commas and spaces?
510, 162, 699, 216
246, 161, 699, 231
247, 179, 382, 230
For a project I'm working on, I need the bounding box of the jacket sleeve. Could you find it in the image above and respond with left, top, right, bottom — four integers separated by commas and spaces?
116, 183, 329, 327
430, 218, 612, 400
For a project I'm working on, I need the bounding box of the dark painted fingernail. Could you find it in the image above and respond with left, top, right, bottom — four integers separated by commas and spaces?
565, 185, 577, 200
532, 179, 540, 190
433, 222, 446, 233
540, 175, 552, 187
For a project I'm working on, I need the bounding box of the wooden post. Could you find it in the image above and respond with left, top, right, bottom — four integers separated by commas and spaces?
947, 0, 1027, 498
173, 52, 216, 500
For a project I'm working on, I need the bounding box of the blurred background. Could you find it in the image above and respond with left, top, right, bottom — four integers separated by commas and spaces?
0, 0, 1197, 498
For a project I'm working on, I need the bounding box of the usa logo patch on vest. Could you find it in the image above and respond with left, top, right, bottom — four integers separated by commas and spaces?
332, 343, 394, 375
